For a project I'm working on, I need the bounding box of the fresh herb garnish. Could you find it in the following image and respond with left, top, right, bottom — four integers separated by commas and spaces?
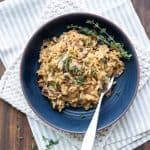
115, 91, 121, 96
109, 42, 132, 60
79, 114, 86, 119
31, 143, 36, 150
63, 57, 71, 72
91, 69, 97, 75
69, 66, 85, 75
115, 88, 123, 96
69, 65, 78, 74
67, 25, 97, 36
86, 20, 132, 60
67, 20, 132, 60
42, 136, 59, 150
75, 76, 86, 84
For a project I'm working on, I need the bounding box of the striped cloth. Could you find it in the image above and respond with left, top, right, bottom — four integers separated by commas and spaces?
0, 0, 150, 149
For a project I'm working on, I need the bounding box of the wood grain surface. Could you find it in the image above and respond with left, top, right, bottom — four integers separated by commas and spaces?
0, 0, 149, 149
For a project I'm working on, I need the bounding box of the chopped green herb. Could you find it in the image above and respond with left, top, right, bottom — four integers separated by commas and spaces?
115, 88, 123, 96
115, 92, 121, 96
79, 114, 86, 119
75, 76, 86, 84
63, 57, 71, 72
91, 69, 97, 75
69, 66, 85, 75
42, 136, 59, 150
69, 65, 78, 74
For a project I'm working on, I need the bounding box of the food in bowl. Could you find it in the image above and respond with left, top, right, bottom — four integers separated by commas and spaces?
37, 20, 132, 112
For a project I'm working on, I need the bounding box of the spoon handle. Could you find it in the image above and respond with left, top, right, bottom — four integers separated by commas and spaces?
81, 93, 104, 150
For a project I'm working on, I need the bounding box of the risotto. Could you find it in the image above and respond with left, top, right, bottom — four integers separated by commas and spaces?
37, 30, 124, 112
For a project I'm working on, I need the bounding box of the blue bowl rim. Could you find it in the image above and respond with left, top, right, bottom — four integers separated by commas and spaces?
20, 12, 140, 134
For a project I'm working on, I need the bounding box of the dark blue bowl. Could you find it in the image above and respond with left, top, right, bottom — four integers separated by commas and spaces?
20, 13, 139, 133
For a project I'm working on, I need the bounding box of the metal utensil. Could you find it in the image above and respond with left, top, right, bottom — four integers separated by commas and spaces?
81, 77, 114, 150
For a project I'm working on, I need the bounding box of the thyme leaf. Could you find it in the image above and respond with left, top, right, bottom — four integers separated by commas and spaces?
67, 24, 97, 36
75, 76, 86, 85
69, 65, 78, 74
63, 56, 71, 72
91, 69, 97, 75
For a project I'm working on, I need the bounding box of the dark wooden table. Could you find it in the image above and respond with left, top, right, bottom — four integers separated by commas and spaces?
0, 0, 149, 149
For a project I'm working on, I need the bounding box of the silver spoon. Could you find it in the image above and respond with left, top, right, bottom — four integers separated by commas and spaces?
81, 77, 114, 150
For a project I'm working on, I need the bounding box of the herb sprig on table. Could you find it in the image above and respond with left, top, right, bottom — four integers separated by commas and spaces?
67, 20, 132, 60
42, 136, 59, 150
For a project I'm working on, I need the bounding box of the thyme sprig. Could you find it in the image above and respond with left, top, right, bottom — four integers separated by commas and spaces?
67, 20, 132, 60
42, 136, 59, 150
67, 25, 97, 36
